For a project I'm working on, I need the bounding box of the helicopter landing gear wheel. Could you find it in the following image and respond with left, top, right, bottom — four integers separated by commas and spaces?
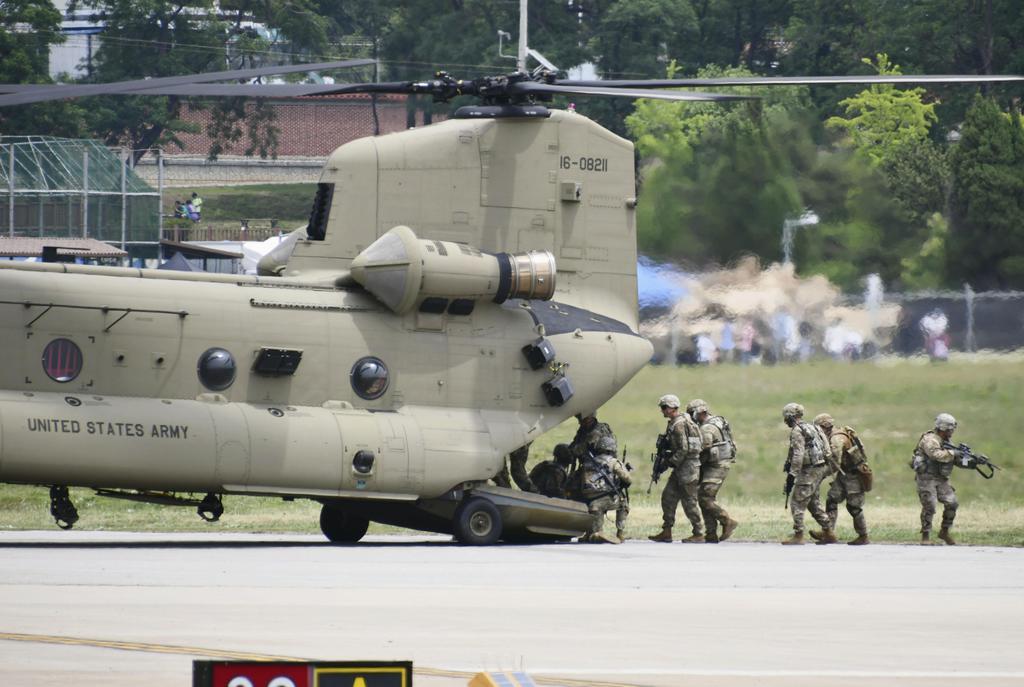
453, 497, 503, 546
319, 504, 370, 543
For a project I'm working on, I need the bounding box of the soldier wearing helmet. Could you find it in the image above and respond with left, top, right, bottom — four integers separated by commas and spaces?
528, 443, 574, 499
812, 413, 871, 545
566, 432, 631, 544
911, 413, 961, 545
781, 402, 834, 545
568, 410, 614, 465
648, 393, 706, 543
686, 398, 739, 543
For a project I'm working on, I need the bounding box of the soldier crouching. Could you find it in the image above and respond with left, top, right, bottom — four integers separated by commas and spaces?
566, 435, 631, 544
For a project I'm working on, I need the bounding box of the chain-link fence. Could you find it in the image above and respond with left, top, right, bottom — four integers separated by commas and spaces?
0, 136, 160, 250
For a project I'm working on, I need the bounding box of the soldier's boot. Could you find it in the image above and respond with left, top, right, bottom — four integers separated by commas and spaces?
808, 529, 823, 541
848, 533, 870, 545
720, 518, 739, 542
648, 527, 673, 543
705, 533, 720, 543
938, 528, 956, 546
815, 528, 839, 545
616, 529, 626, 542
920, 532, 936, 545
594, 531, 621, 544
679, 533, 706, 543
781, 532, 805, 545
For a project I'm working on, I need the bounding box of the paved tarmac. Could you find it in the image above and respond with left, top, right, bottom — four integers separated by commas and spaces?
1, 530, 1022, 687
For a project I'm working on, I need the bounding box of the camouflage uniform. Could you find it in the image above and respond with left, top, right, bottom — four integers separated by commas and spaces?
913, 430, 959, 537
824, 429, 868, 538
569, 417, 614, 464
660, 413, 705, 537
787, 420, 832, 536
492, 443, 536, 492
567, 439, 631, 543
697, 415, 737, 540
529, 460, 569, 498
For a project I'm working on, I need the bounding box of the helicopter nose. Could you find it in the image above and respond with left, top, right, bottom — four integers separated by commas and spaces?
615, 333, 654, 387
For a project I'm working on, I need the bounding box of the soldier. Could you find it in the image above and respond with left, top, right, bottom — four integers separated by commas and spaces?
569, 411, 614, 465
912, 413, 961, 545
686, 399, 739, 543
781, 402, 834, 545
648, 394, 705, 543
812, 413, 870, 545
566, 435, 631, 544
529, 443, 573, 498
492, 442, 537, 492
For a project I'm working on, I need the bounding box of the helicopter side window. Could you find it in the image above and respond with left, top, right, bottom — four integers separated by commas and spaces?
306, 182, 334, 241
42, 338, 83, 383
350, 356, 389, 400
197, 348, 237, 391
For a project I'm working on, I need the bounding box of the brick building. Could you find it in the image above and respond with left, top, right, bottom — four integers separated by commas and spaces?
176, 94, 420, 157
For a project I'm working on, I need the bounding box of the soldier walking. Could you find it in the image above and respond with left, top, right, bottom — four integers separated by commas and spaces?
566, 435, 631, 544
912, 413, 961, 545
812, 413, 871, 545
686, 399, 739, 543
648, 394, 705, 543
781, 403, 834, 545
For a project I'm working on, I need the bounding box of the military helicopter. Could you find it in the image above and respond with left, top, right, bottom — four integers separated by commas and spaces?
1, 1, 1020, 544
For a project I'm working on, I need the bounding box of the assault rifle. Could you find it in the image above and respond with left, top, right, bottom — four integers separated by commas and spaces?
647, 433, 673, 494
783, 459, 795, 509
942, 441, 1001, 479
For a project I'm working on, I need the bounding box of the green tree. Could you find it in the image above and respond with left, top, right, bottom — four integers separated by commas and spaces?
825, 54, 937, 166
80, 0, 335, 161
0, 0, 84, 136
948, 95, 1024, 288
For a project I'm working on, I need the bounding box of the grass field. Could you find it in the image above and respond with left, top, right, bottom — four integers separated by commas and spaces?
2, 356, 1022, 545
163, 184, 315, 226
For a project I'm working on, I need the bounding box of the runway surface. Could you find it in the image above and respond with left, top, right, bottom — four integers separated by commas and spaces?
1, 530, 1022, 687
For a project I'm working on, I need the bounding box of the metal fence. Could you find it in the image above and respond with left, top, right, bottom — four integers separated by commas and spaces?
0, 136, 160, 250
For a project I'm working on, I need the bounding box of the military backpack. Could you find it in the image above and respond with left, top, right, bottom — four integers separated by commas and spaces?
834, 425, 872, 491
705, 415, 738, 462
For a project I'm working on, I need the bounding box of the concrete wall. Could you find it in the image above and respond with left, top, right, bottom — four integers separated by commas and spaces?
134, 155, 325, 188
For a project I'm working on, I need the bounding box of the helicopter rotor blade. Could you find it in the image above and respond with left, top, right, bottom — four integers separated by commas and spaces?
560, 74, 1024, 89
512, 82, 756, 102
0, 58, 376, 107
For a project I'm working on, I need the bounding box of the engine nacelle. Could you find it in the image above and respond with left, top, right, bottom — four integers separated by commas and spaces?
349, 225, 556, 314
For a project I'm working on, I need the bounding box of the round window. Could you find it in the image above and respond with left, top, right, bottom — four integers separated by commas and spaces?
350, 356, 389, 400
197, 348, 236, 391
42, 338, 83, 383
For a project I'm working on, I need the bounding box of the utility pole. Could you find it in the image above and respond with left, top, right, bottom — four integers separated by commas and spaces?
517, 0, 528, 73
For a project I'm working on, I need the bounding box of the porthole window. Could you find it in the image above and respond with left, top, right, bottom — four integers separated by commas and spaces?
350, 356, 389, 400
42, 338, 82, 383
197, 347, 236, 391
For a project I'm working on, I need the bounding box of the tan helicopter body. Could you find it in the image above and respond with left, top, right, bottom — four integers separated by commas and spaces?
0, 107, 653, 543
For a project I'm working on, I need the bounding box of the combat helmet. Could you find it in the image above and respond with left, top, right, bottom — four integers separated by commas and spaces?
658, 394, 681, 409
782, 402, 805, 421
686, 398, 709, 418
594, 435, 618, 455
813, 413, 834, 430
553, 443, 572, 464
934, 412, 957, 433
